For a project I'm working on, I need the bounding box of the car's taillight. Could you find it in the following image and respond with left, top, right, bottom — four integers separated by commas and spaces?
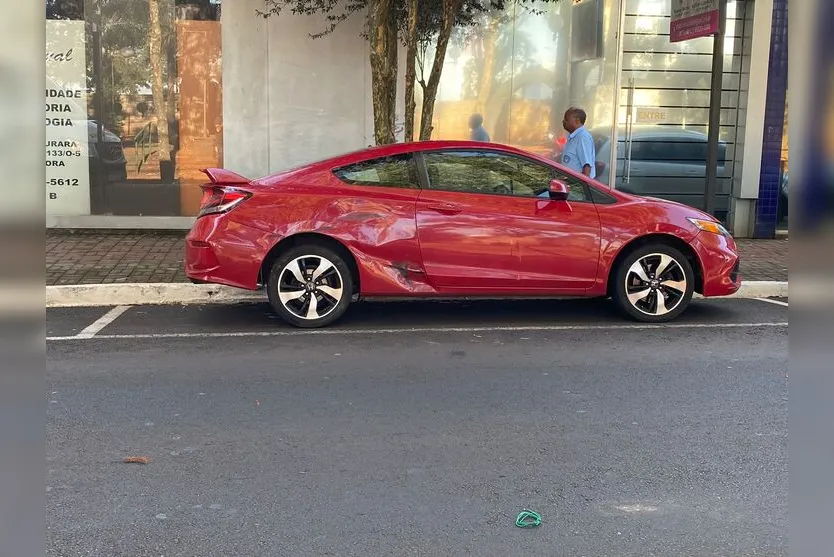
198, 186, 252, 217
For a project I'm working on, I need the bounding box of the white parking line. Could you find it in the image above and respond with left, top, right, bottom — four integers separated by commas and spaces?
75, 305, 132, 339
47, 321, 788, 342
756, 297, 789, 307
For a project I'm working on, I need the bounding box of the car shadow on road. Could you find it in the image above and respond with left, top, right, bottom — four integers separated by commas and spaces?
51, 297, 756, 337
335, 297, 738, 328
174, 297, 742, 331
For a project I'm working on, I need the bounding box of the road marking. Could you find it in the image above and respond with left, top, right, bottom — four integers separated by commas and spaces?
46, 321, 788, 342
75, 305, 132, 339
756, 297, 789, 307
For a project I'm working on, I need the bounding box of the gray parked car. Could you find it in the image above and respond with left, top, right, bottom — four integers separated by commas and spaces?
590, 126, 730, 218
87, 120, 128, 183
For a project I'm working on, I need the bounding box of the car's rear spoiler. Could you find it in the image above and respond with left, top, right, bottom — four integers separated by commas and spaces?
201, 168, 251, 185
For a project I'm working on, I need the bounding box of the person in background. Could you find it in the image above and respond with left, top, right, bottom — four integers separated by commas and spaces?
468, 113, 490, 142
560, 107, 596, 179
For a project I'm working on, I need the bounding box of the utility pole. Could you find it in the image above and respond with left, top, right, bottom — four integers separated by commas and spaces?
704, 0, 727, 216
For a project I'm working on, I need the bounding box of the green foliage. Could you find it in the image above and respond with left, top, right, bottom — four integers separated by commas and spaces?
84, 0, 178, 135
260, 0, 561, 44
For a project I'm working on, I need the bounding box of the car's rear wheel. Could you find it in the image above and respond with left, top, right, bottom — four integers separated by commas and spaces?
267, 244, 353, 328
612, 244, 694, 323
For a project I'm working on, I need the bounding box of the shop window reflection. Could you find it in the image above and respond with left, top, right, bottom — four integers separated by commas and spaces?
416, 0, 619, 186
80, 0, 222, 216
615, 0, 746, 219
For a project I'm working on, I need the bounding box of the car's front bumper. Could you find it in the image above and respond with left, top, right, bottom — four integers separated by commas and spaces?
691, 231, 741, 297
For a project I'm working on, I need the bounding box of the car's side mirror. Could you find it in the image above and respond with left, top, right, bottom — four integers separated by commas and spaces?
548, 179, 569, 201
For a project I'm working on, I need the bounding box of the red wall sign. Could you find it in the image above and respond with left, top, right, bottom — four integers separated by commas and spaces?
670, 0, 720, 43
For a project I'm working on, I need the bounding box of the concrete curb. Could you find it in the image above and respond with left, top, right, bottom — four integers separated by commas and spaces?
45, 281, 789, 308
715, 280, 788, 299
46, 283, 266, 308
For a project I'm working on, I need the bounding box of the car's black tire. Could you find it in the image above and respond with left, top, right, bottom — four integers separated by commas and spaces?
266, 244, 354, 328
611, 244, 695, 323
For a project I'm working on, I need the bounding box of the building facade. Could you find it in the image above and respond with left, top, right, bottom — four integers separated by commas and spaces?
45, 0, 788, 237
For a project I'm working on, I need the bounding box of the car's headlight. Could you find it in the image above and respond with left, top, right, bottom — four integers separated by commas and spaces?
687, 217, 731, 237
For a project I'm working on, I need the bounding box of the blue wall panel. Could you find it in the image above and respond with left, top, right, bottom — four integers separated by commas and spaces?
754, 0, 788, 238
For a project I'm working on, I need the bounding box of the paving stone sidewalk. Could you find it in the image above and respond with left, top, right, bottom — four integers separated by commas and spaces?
46, 230, 789, 286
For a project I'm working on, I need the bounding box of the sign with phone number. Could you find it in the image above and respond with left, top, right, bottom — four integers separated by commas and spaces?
45, 19, 91, 215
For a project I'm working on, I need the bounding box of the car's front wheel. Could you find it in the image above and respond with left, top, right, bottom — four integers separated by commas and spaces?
267, 244, 353, 328
612, 245, 694, 323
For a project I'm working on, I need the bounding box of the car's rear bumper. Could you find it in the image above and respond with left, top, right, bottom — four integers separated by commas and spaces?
691, 232, 741, 297
184, 215, 276, 290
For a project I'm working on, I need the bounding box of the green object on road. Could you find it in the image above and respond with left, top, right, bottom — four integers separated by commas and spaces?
515, 509, 542, 528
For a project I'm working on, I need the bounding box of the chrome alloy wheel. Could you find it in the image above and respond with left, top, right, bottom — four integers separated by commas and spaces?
277, 255, 344, 320
623, 253, 688, 317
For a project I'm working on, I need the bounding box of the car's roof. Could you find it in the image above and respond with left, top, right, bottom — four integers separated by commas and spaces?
260, 140, 559, 182
333, 140, 541, 162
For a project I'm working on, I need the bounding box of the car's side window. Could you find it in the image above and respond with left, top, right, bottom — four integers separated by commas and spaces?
630, 140, 664, 161
589, 185, 617, 204
333, 154, 419, 189
670, 139, 708, 162
633, 139, 712, 164
668, 139, 726, 167
423, 151, 553, 198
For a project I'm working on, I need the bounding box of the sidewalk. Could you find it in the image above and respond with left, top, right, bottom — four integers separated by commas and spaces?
46, 230, 788, 286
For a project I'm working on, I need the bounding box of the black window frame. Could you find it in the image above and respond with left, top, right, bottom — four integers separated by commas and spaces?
332, 153, 421, 189
416, 148, 594, 204
589, 185, 618, 204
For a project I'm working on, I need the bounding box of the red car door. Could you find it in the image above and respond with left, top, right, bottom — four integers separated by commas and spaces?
416, 149, 601, 293
515, 181, 602, 291
415, 151, 520, 289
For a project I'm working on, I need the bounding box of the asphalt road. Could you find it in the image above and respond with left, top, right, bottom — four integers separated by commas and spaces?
47, 298, 788, 556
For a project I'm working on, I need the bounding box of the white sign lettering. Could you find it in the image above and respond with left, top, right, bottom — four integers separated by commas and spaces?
45, 20, 91, 216
670, 0, 719, 43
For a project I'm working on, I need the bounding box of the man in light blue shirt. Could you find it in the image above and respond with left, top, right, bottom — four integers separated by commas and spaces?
560, 107, 596, 179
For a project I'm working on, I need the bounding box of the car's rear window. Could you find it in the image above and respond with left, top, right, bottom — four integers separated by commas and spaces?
333, 154, 419, 189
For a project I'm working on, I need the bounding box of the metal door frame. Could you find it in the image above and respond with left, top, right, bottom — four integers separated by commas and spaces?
608, 0, 628, 189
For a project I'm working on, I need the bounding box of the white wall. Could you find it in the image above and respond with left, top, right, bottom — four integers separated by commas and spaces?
223, 0, 405, 178
221, 0, 269, 178
735, 0, 772, 200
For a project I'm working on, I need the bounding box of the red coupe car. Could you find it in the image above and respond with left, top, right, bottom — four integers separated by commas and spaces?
185, 140, 740, 328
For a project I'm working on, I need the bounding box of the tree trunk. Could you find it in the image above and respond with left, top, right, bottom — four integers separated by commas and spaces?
148, 0, 171, 162
386, 5, 398, 139
368, 0, 397, 145
403, 0, 418, 142
418, 0, 460, 141
165, 11, 177, 125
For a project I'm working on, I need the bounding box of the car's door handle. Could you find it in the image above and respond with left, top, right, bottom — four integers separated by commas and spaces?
426, 203, 462, 215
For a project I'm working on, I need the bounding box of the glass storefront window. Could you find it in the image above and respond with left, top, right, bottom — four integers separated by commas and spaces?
418, 0, 754, 221
416, 0, 620, 185
615, 0, 746, 221
46, 0, 222, 218
47, 0, 759, 223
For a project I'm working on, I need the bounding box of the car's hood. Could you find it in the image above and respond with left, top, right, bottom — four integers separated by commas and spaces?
641, 195, 717, 222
